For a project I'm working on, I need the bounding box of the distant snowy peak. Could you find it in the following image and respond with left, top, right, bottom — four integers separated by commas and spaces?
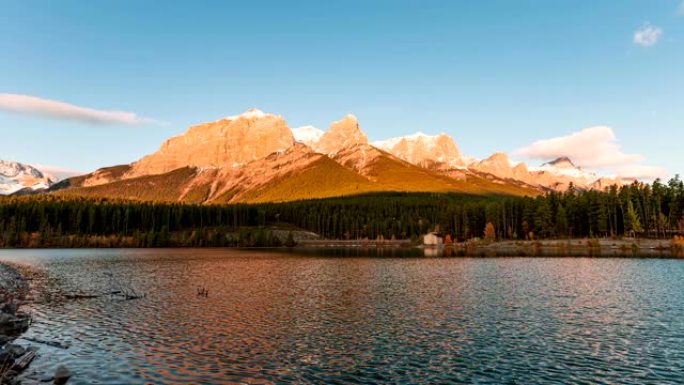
542, 156, 576, 169
373, 132, 440, 150
373, 132, 465, 168
0, 160, 54, 195
0, 160, 43, 179
535, 156, 596, 180
292, 125, 324, 147
223, 108, 272, 121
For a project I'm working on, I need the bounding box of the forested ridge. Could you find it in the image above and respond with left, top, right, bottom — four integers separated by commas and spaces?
1, 177, 684, 248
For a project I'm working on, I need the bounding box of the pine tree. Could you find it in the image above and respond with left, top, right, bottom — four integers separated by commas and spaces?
625, 200, 643, 237
555, 205, 569, 238
534, 199, 553, 238
483, 222, 496, 242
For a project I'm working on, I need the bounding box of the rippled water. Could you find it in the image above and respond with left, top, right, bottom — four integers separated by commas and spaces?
0, 248, 683, 384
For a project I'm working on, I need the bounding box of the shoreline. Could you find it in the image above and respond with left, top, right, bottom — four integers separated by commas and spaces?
447, 238, 684, 258
0, 262, 73, 385
0, 262, 35, 385
0, 237, 683, 258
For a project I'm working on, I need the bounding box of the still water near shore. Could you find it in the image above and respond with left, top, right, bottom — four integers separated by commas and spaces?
0, 248, 683, 384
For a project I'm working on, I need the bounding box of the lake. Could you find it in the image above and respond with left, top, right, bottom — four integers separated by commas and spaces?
0, 248, 683, 384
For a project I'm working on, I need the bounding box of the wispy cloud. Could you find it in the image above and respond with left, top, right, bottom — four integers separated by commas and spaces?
613, 165, 668, 181
679, 1, 684, 15
0, 93, 160, 126
515, 126, 667, 180
633, 24, 663, 47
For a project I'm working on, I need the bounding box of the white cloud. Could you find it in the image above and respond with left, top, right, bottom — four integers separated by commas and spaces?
679, 1, 684, 15
515, 126, 667, 181
0, 93, 159, 126
633, 24, 663, 47
614, 165, 668, 181
516, 126, 641, 168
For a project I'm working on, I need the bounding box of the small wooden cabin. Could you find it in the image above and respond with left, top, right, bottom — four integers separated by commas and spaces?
423, 232, 443, 246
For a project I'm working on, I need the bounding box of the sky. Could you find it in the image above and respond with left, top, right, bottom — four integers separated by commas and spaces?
1, 0, 683, 180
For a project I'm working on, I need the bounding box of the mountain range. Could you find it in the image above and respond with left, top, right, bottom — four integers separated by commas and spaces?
0, 160, 55, 195
3, 109, 621, 202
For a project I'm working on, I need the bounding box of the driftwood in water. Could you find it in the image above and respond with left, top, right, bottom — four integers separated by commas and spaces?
21, 336, 70, 349
104, 272, 146, 300
12, 349, 36, 371
110, 290, 145, 300
63, 293, 100, 300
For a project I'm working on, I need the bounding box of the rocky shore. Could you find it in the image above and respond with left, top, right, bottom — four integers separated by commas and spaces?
0, 263, 34, 385
0, 264, 70, 385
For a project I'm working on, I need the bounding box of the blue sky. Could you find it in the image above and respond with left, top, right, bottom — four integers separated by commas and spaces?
1, 0, 682, 179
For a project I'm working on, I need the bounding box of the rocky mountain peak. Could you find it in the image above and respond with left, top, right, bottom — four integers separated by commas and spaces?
536, 156, 595, 182
54, 108, 623, 198
513, 162, 529, 173
314, 114, 368, 155
128, 109, 294, 177
542, 156, 579, 169
543, 156, 577, 169
468, 152, 525, 181
483, 152, 511, 166
373, 131, 464, 168
0, 160, 44, 179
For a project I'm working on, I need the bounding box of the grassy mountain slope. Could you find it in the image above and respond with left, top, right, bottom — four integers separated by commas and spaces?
55, 167, 200, 202
231, 153, 537, 203
224, 156, 377, 203
52, 151, 538, 204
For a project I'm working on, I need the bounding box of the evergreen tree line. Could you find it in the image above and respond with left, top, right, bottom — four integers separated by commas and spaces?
1, 177, 683, 247
263, 177, 684, 241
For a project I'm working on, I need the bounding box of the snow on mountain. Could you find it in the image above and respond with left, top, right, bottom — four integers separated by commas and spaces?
533, 157, 599, 181
291, 125, 324, 147
372, 132, 465, 168
224, 108, 271, 121
371, 134, 414, 151
372, 131, 442, 149
47, 107, 624, 196
0, 160, 55, 195
465, 153, 621, 191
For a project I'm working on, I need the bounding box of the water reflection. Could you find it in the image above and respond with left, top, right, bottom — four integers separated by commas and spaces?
0, 249, 682, 384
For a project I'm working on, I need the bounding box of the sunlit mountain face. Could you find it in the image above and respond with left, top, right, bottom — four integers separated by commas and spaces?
46, 108, 626, 203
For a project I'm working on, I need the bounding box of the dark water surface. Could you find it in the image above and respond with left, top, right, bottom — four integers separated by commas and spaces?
0, 248, 683, 384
